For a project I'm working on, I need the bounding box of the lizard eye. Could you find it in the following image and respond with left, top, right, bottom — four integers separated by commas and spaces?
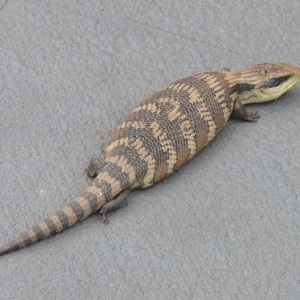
262, 76, 290, 88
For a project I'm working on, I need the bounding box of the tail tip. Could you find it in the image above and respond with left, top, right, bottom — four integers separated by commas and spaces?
0, 241, 21, 257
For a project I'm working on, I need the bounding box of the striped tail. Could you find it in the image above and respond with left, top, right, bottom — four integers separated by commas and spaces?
0, 163, 126, 256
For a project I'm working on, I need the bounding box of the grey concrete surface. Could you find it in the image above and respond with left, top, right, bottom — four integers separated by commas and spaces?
1, 0, 300, 299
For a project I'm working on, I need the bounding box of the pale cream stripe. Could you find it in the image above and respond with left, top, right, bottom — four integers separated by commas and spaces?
178, 118, 197, 159
17, 237, 26, 248
131, 102, 161, 115
209, 80, 222, 89
49, 214, 64, 231
187, 84, 217, 145
108, 155, 136, 183
96, 172, 122, 197
86, 185, 103, 198
225, 77, 246, 87
60, 206, 78, 226
195, 73, 209, 80
188, 87, 202, 103
205, 76, 219, 87
27, 228, 38, 242
38, 222, 51, 237
181, 84, 191, 91
157, 97, 181, 122
106, 135, 156, 187
210, 80, 233, 126
171, 83, 187, 91
73, 195, 98, 218
163, 83, 175, 90
120, 120, 146, 129
149, 121, 177, 175
106, 137, 130, 153
131, 138, 156, 187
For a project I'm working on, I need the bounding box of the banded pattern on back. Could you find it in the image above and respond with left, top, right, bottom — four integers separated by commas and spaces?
105, 72, 235, 188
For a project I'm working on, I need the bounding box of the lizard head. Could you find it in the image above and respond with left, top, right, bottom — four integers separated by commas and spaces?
236, 62, 300, 104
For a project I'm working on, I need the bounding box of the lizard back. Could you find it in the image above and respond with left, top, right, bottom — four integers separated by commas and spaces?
105, 72, 236, 188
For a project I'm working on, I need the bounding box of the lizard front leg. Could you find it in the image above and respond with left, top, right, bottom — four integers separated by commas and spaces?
233, 99, 260, 122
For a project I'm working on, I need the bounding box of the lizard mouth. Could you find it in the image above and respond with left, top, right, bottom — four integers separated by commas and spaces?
260, 74, 300, 99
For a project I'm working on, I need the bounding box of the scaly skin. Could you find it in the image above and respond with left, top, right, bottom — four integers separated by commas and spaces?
1, 62, 300, 256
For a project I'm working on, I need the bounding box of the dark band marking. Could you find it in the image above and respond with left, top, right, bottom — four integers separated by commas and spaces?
231, 83, 255, 94
213, 72, 231, 100
107, 146, 148, 186
20, 232, 34, 247
80, 192, 100, 214
161, 83, 209, 152
107, 127, 163, 181
92, 177, 112, 201
67, 200, 86, 221
174, 74, 226, 137
126, 103, 184, 163
104, 162, 130, 189
43, 218, 58, 236
55, 210, 71, 229
198, 77, 226, 129
31, 225, 45, 242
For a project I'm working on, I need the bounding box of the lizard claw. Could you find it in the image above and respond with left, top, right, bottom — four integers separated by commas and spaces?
100, 208, 109, 224
246, 111, 260, 121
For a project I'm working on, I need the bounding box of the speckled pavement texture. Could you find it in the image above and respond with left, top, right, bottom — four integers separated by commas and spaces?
1, 1, 300, 299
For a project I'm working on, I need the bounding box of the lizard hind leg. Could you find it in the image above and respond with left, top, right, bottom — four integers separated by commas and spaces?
87, 157, 105, 178
87, 158, 131, 223
100, 190, 130, 224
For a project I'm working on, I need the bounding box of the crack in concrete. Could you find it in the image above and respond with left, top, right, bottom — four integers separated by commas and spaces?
124, 17, 250, 59
0, 0, 9, 12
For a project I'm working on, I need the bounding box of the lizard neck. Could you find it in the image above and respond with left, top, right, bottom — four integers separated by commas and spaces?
224, 71, 258, 105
